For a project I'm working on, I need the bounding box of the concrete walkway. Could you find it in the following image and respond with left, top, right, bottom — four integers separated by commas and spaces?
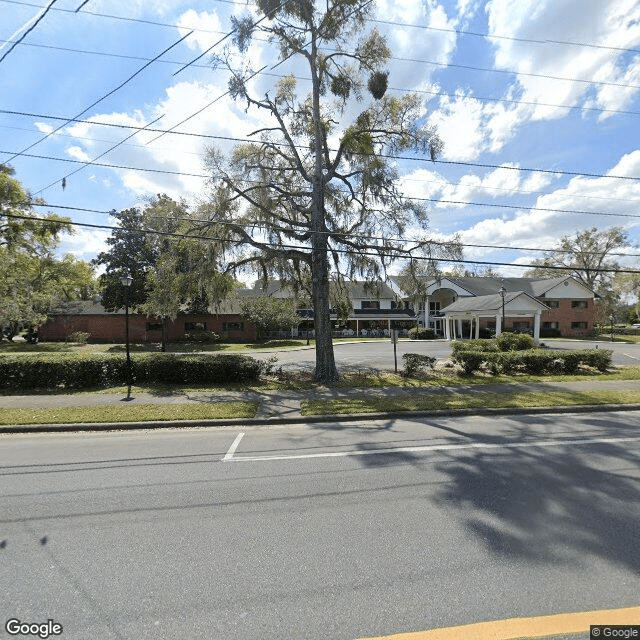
1, 378, 639, 427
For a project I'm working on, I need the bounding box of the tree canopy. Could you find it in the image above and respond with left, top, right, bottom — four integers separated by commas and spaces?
0, 164, 93, 339
94, 194, 236, 349
525, 227, 631, 294
201, 0, 449, 383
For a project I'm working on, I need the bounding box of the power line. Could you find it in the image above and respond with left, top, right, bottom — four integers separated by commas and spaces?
21, 202, 640, 256
5, 0, 639, 58
6, 148, 640, 212
33, 115, 165, 195
0, 0, 57, 64
4, 108, 640, 184
6, 38, 640, 120
1, 29, 194, 165
6, 210, 640, 274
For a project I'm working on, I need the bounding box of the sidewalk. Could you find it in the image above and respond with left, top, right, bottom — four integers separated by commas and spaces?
1, 378, 639, 432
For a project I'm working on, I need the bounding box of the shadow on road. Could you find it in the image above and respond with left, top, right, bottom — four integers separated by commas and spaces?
432, 416, 640, 572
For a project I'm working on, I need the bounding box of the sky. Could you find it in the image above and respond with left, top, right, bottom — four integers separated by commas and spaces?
2, 0, 640, 282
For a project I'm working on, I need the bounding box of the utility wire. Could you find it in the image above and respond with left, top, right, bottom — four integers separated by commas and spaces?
5, 108, 640, 199
75, 0, 89, 11
4, 0, 640, 58
33, 115, 164, 195
24, 201, 640, 258
5, 38, 640, 120
2, 29, 194, 165
6, 210, 640, 274
0, 0, 57, 64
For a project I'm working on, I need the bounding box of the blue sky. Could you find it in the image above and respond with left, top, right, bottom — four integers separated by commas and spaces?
2, 0, 640, 280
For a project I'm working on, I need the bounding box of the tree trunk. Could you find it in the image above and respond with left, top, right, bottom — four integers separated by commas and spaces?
309, 26, 338, 384
161, 316, 169, 352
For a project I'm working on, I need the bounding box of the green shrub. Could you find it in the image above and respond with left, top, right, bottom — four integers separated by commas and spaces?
456, 351, 485, 376
451, 339, 498, 357
540, 328, 562, 338
496, 332, 535, 351
578, 349, 612, 372
0, 353, 261, 390
66, 331, 91, 343
402, 353, 437, 377
407, 327, 436, 340
181, 330, 220, 343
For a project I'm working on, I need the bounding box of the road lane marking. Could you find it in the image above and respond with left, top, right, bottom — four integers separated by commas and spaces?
223, 432, 245, 460
359, 604, 640, 639
623, 352, 640, 360
223, 435, 640, 462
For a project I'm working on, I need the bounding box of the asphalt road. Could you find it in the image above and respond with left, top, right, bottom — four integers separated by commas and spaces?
1, 411, 639, 639
254, 338, 640, 371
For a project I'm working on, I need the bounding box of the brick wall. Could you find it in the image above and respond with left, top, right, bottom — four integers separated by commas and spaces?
39, 313, 257, 342
540, 298, 595, 336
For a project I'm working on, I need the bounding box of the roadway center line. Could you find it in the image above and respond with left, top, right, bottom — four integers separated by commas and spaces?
623, 352, 640, 360
223, 435, 640, 463
223, 432, 245, 460
359, 604, 640, 639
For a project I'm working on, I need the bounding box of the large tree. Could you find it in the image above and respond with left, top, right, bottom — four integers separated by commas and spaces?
201, 0, 446, 383
526, 227, 631, 294
94, 194, 235, 350
0, 165, 92, 339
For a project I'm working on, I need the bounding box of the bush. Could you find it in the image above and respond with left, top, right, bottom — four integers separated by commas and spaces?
496, 332, 535, 351
455, 351, 485, 376
540, 328, 562, 338
66, 331, 91, 343
402, 353, 437, 377
0, 353, 262, 390
407, 327, 436, 340
181, 330, 220, 343
451, 339, 498, 357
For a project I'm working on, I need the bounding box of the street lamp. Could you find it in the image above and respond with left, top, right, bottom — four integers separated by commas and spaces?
120, 273, 133, 400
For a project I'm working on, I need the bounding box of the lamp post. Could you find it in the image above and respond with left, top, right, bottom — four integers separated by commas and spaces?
499, 283, 506, 335
120, 273, 133, 400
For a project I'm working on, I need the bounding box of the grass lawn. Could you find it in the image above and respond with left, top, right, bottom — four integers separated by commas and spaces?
301, 390, 640, 416
0, 401, 258, 426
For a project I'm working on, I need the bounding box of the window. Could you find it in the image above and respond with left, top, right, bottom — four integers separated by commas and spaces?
222, 321, 244, 332
571, 300, 588, 309
571, 321, 588, 329
146, 322, 163, 331
185, 322, 207, 331
546, 300, 560, 309
361, 300, 380, 309
429, 301, 441, 312
513, 321, 530, 331
543, 322, 559, 329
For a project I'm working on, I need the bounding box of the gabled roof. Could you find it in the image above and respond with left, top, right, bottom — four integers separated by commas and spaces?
442, 276, 574, 297
443, 290, 549, 313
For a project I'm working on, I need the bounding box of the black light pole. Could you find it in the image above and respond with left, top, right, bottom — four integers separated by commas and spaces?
120, 274, 133, 400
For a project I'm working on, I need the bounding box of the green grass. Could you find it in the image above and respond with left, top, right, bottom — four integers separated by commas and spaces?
301, 390, 640, 416
0, 401, 258, 426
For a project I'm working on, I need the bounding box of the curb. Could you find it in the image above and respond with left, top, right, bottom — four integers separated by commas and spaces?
4, 403, 640, 434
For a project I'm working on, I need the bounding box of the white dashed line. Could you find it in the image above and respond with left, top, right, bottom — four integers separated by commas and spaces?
223, 432, 245, 460
223, 435, 640, 463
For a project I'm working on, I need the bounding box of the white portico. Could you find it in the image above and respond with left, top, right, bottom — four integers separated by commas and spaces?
442, 291, 549, 344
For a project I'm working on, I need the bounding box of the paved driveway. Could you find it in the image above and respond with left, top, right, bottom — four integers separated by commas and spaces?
252, 339, 640, 371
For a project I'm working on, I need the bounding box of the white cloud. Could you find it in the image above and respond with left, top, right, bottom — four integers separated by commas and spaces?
176, 9, 223, 52
485, 0, 640, 121
59, 228, 110, 262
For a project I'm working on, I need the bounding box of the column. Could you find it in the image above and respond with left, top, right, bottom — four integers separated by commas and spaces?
457, 319, 462, 339
424, 295, 430, 330
496, 313, 502, 336
475, 316, 480, 339
533, 310, 541, 345
445, 316, 450, 340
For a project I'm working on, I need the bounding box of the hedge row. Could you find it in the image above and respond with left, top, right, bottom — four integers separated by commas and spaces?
407, 327, 436, 340
0, 353, 263, 390
453, 348, 612, 376
451, 333, 536, 356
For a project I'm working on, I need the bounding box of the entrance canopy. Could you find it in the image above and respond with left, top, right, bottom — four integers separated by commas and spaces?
443, 291, 549, 343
